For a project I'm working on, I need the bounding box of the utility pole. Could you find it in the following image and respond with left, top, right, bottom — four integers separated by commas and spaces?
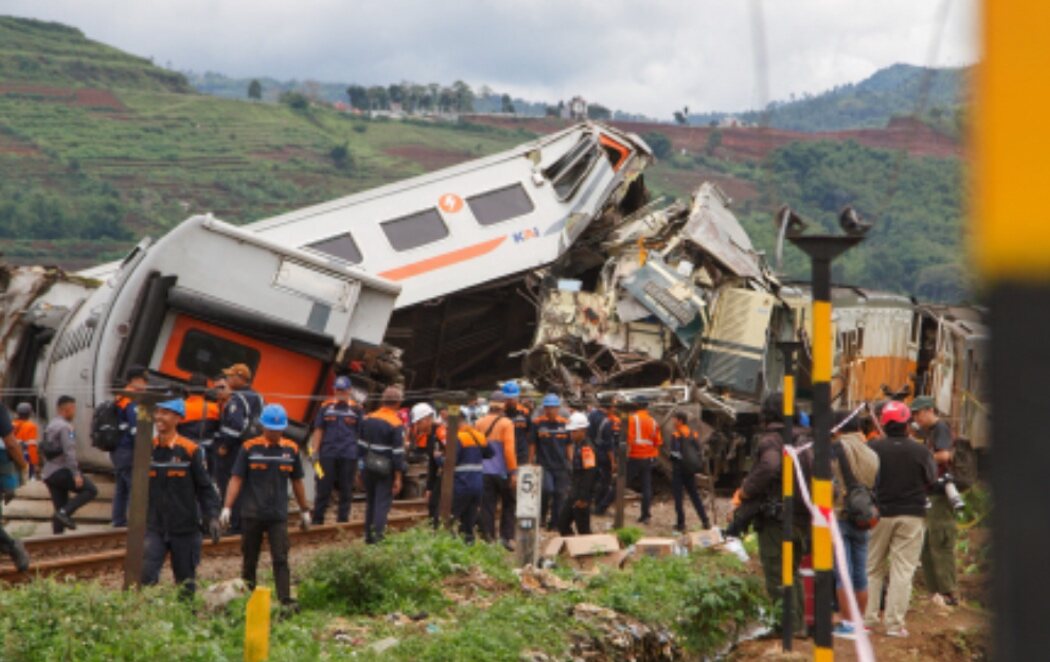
438, 400, 462, 529
122, 390, 166, 590
613, 401, 629, 530
778, 340, 802, 651
789, 233, 861, 660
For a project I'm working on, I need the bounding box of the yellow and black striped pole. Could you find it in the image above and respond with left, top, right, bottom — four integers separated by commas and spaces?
778, 340, 802, 651
974, 2, 1050, 658
789, 234, 861, 661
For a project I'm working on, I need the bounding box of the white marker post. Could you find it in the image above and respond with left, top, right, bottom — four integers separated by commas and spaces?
515, 465, 543, 567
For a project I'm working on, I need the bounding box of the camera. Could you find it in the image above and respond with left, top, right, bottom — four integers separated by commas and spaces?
937, 473, 966, 512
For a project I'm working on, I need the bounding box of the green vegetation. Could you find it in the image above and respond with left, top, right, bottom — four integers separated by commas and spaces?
689, 63, 966, 133
0, 527, 769, 660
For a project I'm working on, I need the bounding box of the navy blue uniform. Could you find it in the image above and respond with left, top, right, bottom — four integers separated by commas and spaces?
358, 407, 406, 543
109, 396, 137, 527
531, 414, 570, 530
449, 427, 493, 543
215, 388, 263, 533
232, 436, 304, 604
312, 399, 364, 523
669, 423, 710, 530
142, 435, 220, 597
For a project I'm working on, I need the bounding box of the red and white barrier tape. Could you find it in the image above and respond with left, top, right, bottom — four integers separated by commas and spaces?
784, 442, 876, 662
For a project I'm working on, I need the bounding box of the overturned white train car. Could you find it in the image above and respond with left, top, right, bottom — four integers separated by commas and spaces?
2, 216, 400, 468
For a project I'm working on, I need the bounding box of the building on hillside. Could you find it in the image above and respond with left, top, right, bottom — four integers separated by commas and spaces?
562, 96, 588, 120
717, 115, 750, 128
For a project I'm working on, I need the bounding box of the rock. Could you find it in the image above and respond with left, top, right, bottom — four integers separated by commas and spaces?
515, 565, 575, 594
201, 578, 248, 612
370, 637, 400, 654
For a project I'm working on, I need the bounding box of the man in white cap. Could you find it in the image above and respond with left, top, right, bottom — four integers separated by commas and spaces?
557, 412, 597, 536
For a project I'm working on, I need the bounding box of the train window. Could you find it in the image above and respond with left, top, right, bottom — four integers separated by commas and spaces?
381, 208, 449, 251
467, 183, 535, 226
306, 233, 363, 264
543, 137, 600, 200
176, 329, 260, 380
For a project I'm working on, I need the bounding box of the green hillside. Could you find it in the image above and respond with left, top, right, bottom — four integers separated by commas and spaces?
689, 63, 966, 133
0, 16, 968, 302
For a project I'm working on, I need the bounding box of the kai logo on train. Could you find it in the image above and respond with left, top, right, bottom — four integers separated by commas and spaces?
438, 194, 463, 213
512, 227, 540, 243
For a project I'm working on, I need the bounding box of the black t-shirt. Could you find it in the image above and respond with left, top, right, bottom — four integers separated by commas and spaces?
232, 436, 304, 521
869, 435, 937, 518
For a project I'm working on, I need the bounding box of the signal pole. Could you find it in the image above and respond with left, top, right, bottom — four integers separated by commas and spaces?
778, 340, 802, 651
789, 233, 861, 660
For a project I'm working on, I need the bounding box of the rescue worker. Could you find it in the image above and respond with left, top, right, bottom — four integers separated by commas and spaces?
594, 394, 622, 515
477, 391, 518, 549
529, 393, 571, 531
626, 396, 661, 524
214, 363, 264, 535
221, 404, 311, 609
669, 411, 712, 531
358, 387, 406, 544
142, 399, 222, 598
0, 403, 31, 571
309, 376, 364, 524
177, 373, 220, 479
13, 403, 39, 479
449, 419, 493, 543
729, 392, 805, 635
111, 366, 148, 527
413, 403, 446, 526
42, 396, 99, 533
557, 412, 597, 536
912, 396, 959, 606
502, 381, 532, 470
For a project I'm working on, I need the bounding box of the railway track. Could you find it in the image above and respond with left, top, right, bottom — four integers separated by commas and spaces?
0, 500, 429, 584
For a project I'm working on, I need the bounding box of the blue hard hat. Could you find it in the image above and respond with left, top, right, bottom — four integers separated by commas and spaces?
501, 381, 521, 398
334, 376, 352, 391
798, 411, 811, 428
542, 393, 561, 408
157, 399, 185, 418
260, 404, 288, 431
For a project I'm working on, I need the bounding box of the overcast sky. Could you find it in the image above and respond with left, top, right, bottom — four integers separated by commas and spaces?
6, 0, 977, 118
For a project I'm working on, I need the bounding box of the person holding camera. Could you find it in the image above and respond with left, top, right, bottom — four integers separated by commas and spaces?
911, 396, 960, 606
727, 392, 805, 635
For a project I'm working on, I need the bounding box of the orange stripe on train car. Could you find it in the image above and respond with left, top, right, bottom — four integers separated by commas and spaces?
378, 237, 506, 281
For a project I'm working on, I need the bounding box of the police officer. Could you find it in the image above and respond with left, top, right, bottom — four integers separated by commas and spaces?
669, 411, 711, 531
529, 393, 570, 531
912, 396, 959, 606
111, 367, 148, 527
626, 396, 661, 524
214, 363, 264, 534
221, 404, 311, 609
178, 373, 220, 478
558, 412, 597, 536
309, 376, 364, 524
142, 399, 222, 598
502, 382, 532, 468
358, 387, 406, 544
449, 419, 493, 543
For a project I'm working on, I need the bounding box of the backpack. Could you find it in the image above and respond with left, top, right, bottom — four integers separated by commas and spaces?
90, 401, 125, 452
836, 443, 880, 531
680, 432, 704, 475
40, 427, 66, 460
230, 391, 264, 442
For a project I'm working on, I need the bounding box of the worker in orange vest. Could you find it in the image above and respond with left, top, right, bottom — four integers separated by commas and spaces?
626, 396, 662, 524
177, 373, 221, 478
13, 403, 40, 480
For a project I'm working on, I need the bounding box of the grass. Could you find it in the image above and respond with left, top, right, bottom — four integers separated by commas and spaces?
0, 526, 769, 661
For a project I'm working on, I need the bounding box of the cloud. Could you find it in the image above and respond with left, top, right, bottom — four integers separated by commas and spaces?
5, 0, 977, 118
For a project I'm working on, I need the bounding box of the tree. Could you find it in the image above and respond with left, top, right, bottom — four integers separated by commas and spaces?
705, 128, 722, 155
641, 131, 672, 159
674, 105, 689, 125
366, 85, 389, 110
387, 83, 404, 107
346, 85, 369, 110
500, 93, 515, 114
279, 91, 309, 111
451, 80, 475, 113
587, 103, 611, 120
247, 79, 262, 100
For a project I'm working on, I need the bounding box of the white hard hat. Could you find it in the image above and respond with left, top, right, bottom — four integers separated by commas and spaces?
565, 412, 589, 432
410, 402, 436, 424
